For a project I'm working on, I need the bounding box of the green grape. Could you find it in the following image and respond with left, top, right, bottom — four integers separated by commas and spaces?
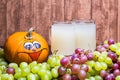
34, 74, 40, 80
1, 73, 9, 80
85, 78, 90, 80
8, 74, 14, 80
101, 51, 108, 58
95, 62, 102, 71
47, 56, 57, 67
104, 40, 108, 44
116, 49, 120, 56
46, 70, 52, 80
93, 51, 100, 59
95, 75, 103, 80
86, 60, 95, 67
27, 73, 36, 80
0, 61, 8, 66
29, 61, 37, 69
14, 68, 22, 79
116, 75, 120, 80
31, 65, 39, 74
116, 42, 120, 48
86, 72, 91, 78
109, 44, 117, 52
40, 62, 50, 70
89, 76, 95, 80
41, 75, 50, 80
56, 55, 64, 60
51, 68, 59, 78
100, 62, 107, 70
98, 56, 104, 62
18, 77, 27, 80
8, 63, 18, 69
38, 69, 47, 77
21, 67, 30, 77
20, 62, 29, 69
105, 57, 113, 64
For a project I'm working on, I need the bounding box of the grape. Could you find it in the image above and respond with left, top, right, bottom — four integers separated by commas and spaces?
112, 63, 119, 70
113, 69, 120, 76
0, 61, 8, 66
86, 52, 93, 60
47, 56, 57, 67
116, 49, 120, 56
8, 63, 18, 69
41, 75, 50, 80
40, 62, 50, 70
79, 55, 88, 64
80, 64, 89, 72
29, 61, 37, 69
20, 62, 28, 69
86, 60, 95, 67
105, 57, 113, 65
31, 65, 39, 74
60, 57, 71, 67
77, 70, 87, 80
98, 56, 105, 62
71, 64, 80, 74
100, 62, 107, 70
62, 74, 71, 80
6, 67, 15, 75
116, 75, 120, 80
103, 44, 109, 49
108, 38, 115, 45
89, 76, 95, 80
27, 73, 36, 80
50, 68, 58, 78
95, 75, 103, 80
95, 62, 102, 71
21, 67, 30, 77
75, 48, 82, 54
108, 51, 117, 61
58, 66, 66, 76
105, 74, 113, 80
18, 77, 26, 80
46, 70, 52, 80
38, 69, 47, 77
71, 75, 79, 80
14, 68, 22, 79
71, 54, 80, 64
109, 44, 117, 52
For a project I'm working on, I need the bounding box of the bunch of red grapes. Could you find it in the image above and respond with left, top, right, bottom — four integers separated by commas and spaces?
58, 39, 120, 80
58, 48, 92, 80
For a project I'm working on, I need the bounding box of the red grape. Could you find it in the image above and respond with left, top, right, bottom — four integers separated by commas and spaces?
100, 70, 108, 78
71, 54, 80, 64
60, 57, 71, 67
108, 38, 115, 45
112, 63, 119, 70
6, 67, 15, 75
71, 64, 80, 74
79, 55, 88, 64
105, 74, 113, 80
75, 48, 83, 54
113, 69, 120, 76
58, 66, 66, 76
80, 64, 89, 72
62, 74, 71, 80
108, 51, 117, 61
103, 44, 109, 49
86, 52, 93, 60
77, 70, 86, 80
71, 75, 79, 80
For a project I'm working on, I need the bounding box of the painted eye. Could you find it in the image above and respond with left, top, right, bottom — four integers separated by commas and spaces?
24, 42, 33, 50
33, 41, 41, 49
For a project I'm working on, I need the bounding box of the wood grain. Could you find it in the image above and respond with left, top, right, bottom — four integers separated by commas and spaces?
108, 0, 118, 42
0, 0, 120, 46
92, 0, 110, 45
0, 0, 7, 46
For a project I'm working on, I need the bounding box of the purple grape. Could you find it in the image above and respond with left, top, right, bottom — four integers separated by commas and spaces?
6, 67, 15, 75
108, 38, 115, 45
112, 63, 119, 70
60, 57, 71, 67
62, 74, 71, 80
113, 69, 120, 76
86, 52, 93, 60
108, 51, 117, 61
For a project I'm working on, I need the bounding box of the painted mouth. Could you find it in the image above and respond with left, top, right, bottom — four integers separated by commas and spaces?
18, 48, 47, 61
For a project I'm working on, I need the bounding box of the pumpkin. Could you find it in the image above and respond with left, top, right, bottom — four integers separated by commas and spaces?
4, 28, 49, 64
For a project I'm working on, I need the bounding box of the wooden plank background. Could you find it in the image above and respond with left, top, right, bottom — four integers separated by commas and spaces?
0, 0, 119, 46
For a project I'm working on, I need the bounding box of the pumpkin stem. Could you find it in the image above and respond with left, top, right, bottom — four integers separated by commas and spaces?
25, 27, 35, 40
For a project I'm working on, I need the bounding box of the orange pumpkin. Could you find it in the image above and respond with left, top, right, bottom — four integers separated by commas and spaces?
4, 28, 49, 64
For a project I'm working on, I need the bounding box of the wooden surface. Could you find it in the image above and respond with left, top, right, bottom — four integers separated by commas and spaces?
0, 0, 120, 46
